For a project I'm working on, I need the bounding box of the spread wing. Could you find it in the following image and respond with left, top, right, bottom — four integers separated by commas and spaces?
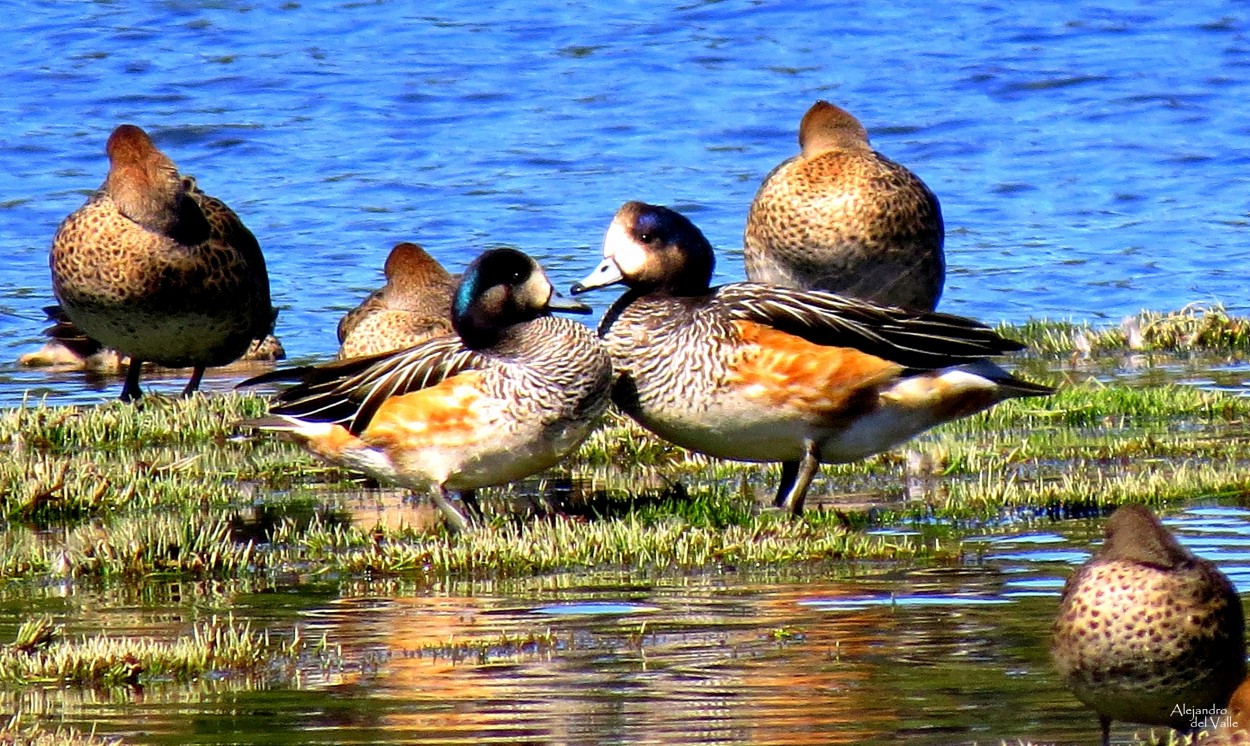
240, 335, 487, 434
713, 282, 1024, 370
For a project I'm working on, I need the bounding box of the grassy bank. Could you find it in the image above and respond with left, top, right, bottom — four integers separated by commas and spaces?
0, 309, 1246, 584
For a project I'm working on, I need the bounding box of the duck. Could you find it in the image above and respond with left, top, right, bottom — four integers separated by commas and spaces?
571, 201, 1051, 515
241, 248, 613, 530
744, 100, 945, 311
337, 242, 457, 359
49, 124, 274, 401
1051, 504, 1247, 746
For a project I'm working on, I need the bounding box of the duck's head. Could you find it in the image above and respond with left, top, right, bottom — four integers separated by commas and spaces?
452, 247, 589, 349
104, 124, 190, 233
385, 242, 453, 292
571, 201, 715, 297
1099, 504, 1193, 569
798, 100, 871, 157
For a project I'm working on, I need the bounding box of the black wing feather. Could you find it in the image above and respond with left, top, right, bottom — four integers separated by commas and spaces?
239, 336, 486, 434
715, 283, 1024, 369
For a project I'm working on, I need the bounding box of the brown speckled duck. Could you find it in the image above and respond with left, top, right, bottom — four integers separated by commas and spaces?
744, 100, 945, 311
49, 124, 274, 401
1052, 504, 1247, 746
337, 242, 457, 359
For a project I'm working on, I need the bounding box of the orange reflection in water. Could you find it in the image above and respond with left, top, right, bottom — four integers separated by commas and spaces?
307, 579, 910, 745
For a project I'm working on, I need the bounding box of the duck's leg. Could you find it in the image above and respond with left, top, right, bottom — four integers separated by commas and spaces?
774, 441, 821, 515
1099, 715, 1111, 746
429, 487, 472, 533
460, 489, 483, 521
120, 358, 145, 402
181, 365, 206, 397
774, 462, 799, 509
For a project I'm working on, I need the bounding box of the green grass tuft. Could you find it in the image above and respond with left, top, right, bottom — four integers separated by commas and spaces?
999, 303, 1250, 355
0, 615, 328, 688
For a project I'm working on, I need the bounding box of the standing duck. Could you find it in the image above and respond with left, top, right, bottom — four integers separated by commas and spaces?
49, 124, 274, 401
243, 248, 613, 530
744, 101, 945, 311
1052, 504, 1247, 746
337, 242, 457, 359
572, 201, 1049, 514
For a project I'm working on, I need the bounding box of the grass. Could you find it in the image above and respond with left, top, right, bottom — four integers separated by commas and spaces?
0, 377, 1243, 581
1, 392, 269, 452
0, 614, 332, 688
0, 716, 127, 746
998, 302, 1250, 355
3, 306, 1245, 746
0, 307, 1245, 583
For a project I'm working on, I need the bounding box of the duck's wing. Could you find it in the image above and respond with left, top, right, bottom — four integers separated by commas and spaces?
336, 288, 386, 343
713, 282, 1024, 370
240, 335, 486, 434
182, 175, 268, 271
40, 304, 106, 359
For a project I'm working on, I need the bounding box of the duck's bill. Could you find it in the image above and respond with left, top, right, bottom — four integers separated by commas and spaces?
570, 257, 624, 294
546, 291, 593, 314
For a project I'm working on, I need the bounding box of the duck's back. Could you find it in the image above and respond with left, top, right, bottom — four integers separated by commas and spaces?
357, 314, 612, 491
51, 186, 272, 368
745, 147, 944, 310
1052, 553, 1247, 730
338, 244, 458, 358
338, 274, 457, 358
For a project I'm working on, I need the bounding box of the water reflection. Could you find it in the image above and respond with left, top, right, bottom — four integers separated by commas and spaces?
5, 503, 1247, 744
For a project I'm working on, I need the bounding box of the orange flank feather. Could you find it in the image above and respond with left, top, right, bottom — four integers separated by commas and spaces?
302, 423, 368, 462
360, 371, 490, 452
727, 320, 903, 417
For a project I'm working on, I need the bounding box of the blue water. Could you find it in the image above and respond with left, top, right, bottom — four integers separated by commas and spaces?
2, 0, 1249, 406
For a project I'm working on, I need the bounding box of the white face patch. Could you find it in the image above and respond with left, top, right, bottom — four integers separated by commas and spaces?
603, 218, 647, 277
524, 268, 555, 307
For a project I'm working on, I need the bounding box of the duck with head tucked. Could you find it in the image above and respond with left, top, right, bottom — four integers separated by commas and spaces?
744, 100, 945, 311
49, 124, 275, 401
337, 241, 458, 359
1052, 504, 1247, 746
572, 201, 1050, 515
242, 248, 613, 530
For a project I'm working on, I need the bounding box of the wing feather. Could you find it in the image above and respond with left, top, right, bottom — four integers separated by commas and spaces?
239, 335, 487, 434
714, 283, 1024, 369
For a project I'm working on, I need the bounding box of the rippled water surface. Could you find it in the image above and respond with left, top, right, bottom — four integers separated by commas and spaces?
2, 0, 1249, 404
2, 3, 1250, 744
2, 504, 1247, 745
